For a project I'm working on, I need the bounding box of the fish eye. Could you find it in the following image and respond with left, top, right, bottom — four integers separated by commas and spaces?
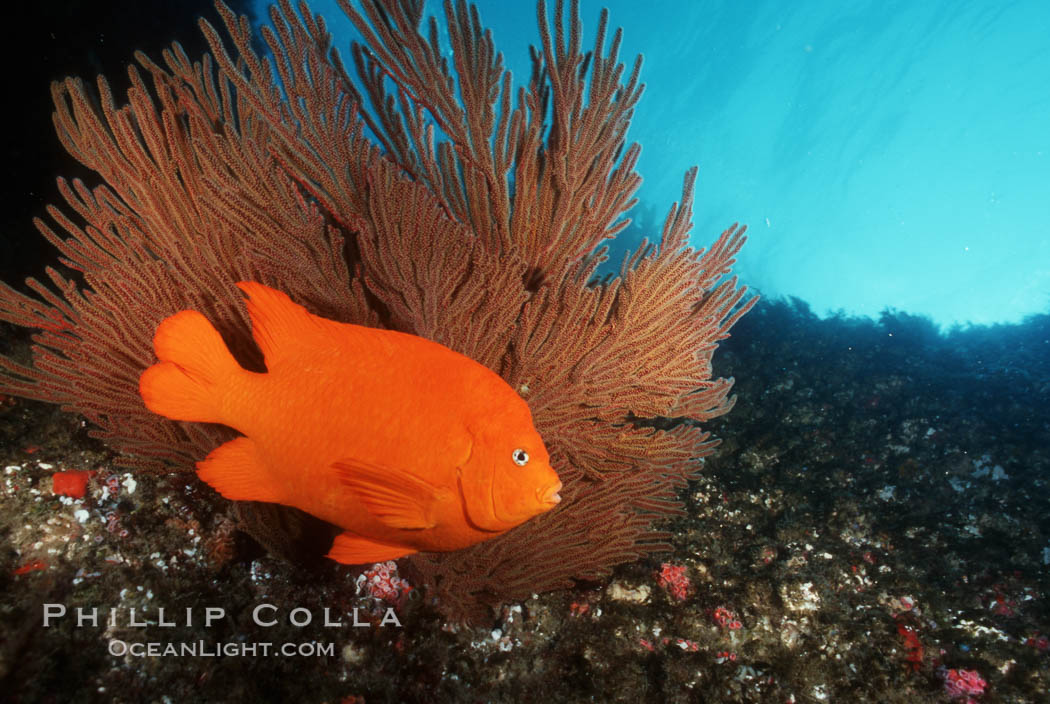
512, 449, 529, 466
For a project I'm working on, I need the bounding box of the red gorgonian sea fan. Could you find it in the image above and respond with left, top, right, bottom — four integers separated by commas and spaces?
0, 0, 755, 621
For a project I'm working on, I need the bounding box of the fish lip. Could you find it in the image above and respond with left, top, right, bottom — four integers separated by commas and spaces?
540, 480, 563, 506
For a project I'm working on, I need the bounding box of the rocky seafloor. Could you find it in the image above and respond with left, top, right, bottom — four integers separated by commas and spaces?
1, 298, 1048, 703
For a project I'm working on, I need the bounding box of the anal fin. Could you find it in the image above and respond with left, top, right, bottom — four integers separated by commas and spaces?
326, 531, 417, 565
196, 436, 283, 503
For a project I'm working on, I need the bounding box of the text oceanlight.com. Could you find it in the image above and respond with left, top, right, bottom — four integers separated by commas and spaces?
108, 640, 336, 658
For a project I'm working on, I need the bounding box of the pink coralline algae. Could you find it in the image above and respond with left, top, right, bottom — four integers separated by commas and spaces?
943, 668, 986, 702
712, 606, 743, 630
1024, 634, 1049, 651
359, 561, 413, 606
656, 563, 691, 602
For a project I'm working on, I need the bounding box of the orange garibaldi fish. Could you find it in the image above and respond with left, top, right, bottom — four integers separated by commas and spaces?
139, 282, 562, 565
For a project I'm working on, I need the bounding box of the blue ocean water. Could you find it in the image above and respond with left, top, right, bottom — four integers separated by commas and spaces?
256, 0, 1050, 330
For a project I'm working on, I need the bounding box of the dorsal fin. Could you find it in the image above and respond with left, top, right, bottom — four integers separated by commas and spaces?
236, 282, 324, 368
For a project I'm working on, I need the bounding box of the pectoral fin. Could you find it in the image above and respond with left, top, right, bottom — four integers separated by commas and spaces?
332, 458, 437, 530
326, 531, 417, 565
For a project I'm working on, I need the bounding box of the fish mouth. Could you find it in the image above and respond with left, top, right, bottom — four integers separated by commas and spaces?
539, 481, 563, 507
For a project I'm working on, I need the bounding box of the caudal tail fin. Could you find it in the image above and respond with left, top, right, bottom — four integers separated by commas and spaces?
139, 310, 242, 425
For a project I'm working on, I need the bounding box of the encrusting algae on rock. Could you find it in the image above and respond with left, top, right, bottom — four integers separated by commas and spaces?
140, 281, 563, 564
